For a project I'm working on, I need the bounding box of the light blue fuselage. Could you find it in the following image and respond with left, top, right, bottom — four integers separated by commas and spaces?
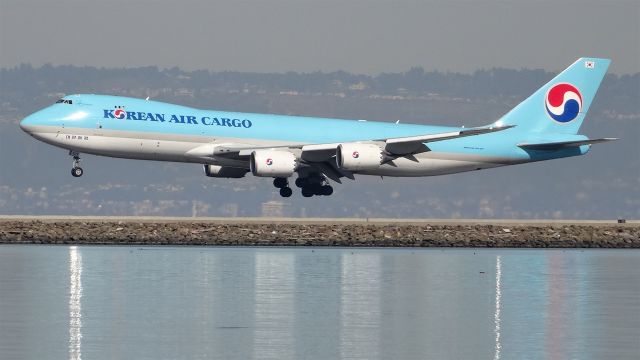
20, 94, 588, 178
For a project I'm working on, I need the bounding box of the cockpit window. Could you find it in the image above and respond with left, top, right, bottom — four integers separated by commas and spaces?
56, 99, 73, 104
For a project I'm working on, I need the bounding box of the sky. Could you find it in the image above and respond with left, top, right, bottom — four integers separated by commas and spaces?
1, 0, 639, 75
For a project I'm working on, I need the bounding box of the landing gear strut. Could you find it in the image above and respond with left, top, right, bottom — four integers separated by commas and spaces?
273, 177, 292, 198
70, 150, 83, 177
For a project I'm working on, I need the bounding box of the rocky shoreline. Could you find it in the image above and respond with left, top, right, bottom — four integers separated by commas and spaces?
1, 220, 639, 248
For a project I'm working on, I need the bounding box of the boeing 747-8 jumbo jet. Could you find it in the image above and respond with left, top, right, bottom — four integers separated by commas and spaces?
20, 58, 616, 197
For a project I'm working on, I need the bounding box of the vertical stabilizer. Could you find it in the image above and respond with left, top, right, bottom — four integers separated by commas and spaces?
495, 57, 610, 134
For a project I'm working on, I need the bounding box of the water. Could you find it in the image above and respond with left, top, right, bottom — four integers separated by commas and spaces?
1, 246, 639, 360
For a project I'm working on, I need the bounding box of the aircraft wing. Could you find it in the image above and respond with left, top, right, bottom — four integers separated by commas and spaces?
517, 137, 618, 150
380, 124, 514, 155
209, 124, 514, 182
214, 124, 515, 159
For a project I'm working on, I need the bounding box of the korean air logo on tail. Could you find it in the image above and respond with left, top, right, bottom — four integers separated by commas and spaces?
545, 83, 582, 123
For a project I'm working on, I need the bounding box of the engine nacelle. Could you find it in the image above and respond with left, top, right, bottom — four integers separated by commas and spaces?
203, 165, 249, 178
250, 150, 298, 177
336, 143, 384, 171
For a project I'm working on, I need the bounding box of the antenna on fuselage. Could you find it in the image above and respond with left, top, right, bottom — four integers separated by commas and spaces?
145, 96, 150, 101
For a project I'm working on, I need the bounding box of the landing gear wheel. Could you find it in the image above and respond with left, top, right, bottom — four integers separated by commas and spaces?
71, 167, 83, 177
273, 177, 288, 189
301, 187, 314, 197
310, 184, 323, 195
279, 187, 293, 198
295, 177, 306, 188
321, 185, 333, 196
69, 150, 83, 177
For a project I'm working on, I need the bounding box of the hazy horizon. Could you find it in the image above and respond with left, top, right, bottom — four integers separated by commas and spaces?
1, 64, 638, 219
1, 0, 638, 75
4, 61, 639, 77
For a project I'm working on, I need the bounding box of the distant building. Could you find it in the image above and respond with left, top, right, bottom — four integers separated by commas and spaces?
223, 203, 239, 217
349, 82, 367, 91
261, 201, 285, 217
175, 88, 194, 97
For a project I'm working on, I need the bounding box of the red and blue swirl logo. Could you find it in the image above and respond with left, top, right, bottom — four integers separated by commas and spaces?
545, 83, 582, 123
113, 109, 126, 119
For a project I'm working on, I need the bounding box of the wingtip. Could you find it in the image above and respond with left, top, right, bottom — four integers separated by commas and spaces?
488, 124, 516, 131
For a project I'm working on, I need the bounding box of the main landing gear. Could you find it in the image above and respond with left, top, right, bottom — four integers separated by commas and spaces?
70, 150, 83, 177
273, 177, 293, 198
295, 173, 333, 197
272, 174, 334, 198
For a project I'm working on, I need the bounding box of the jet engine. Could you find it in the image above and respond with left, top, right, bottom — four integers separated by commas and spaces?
250, 150, 298, 177
336, 143, 384, 171
203, 165, 249, 178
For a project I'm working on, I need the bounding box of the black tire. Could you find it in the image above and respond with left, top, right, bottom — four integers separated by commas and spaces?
295, 177, 306, 188
279, 187, 293, 198
71, 167, 83, 177
273, 177, 288, 188
301, 187, 314, 197
310, 184, 323, 195
321, 185, 334, 196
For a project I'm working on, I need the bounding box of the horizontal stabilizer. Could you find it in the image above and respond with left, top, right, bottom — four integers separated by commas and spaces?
518, 138, 618, 150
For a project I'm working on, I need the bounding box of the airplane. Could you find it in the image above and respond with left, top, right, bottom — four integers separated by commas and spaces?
20, 57, 616, 198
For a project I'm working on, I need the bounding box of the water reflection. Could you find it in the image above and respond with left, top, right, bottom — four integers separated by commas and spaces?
340, 252, 381, 360
494, 255, 502, 360
68, 246, 82, 360
546, 252, 570, 360
1, 247, 638, 360
253, 252, 295, 360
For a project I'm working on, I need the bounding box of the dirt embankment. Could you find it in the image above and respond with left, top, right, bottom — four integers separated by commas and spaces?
1, 220, 638, 247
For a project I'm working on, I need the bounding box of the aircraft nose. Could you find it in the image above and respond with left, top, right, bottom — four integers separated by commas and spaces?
19, 114, 34, 133
20, 109, 47, 133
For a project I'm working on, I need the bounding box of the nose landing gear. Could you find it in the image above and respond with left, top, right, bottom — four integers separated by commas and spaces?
70, 150, 83, 177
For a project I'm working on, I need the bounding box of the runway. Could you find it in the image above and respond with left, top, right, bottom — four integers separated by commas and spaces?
0, 216, 636, 226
